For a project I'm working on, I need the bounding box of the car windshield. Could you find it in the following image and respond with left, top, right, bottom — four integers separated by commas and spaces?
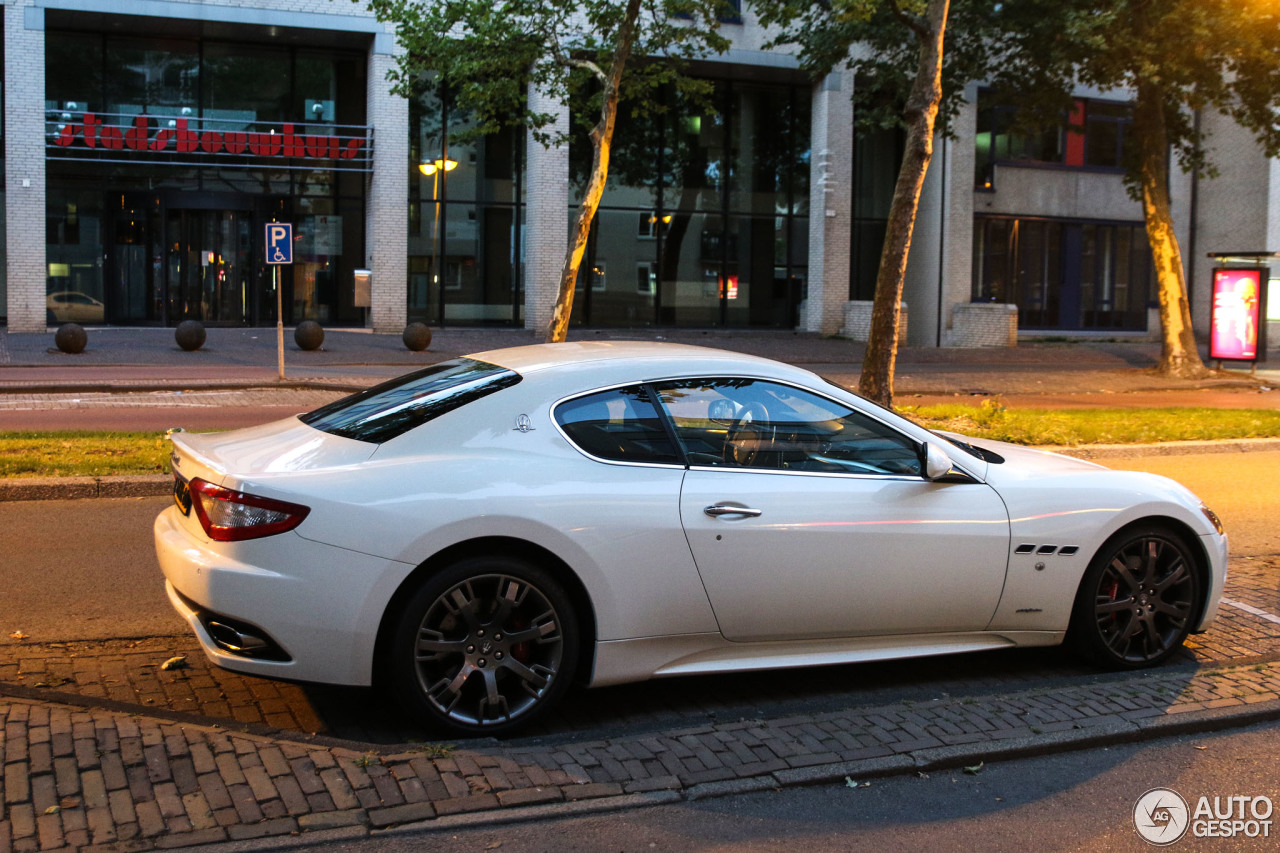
300, 358, 521, 443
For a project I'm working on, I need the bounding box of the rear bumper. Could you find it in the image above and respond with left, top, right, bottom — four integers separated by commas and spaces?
154, 505, 416, 686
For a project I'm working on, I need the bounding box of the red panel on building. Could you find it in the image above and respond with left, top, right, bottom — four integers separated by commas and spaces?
1065, 100, 1086, 167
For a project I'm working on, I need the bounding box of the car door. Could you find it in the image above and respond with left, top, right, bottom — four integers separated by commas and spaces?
655, 378, 1011, 643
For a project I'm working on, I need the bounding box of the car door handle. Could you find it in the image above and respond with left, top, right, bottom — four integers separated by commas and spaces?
704, 504, 763, 518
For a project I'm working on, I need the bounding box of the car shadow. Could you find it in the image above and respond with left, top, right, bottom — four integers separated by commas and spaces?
297, 644, 1204, 748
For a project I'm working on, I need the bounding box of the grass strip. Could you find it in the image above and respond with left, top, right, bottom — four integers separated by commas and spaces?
899, 402, 1280, 446
3, 405, 1280, 478
0, 431, 173, 478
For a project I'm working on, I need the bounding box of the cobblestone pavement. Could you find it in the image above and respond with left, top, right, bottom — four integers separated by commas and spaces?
1, 556, 1278, 851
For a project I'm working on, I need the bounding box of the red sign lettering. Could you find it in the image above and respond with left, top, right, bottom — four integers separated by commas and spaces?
52, 113, 367, 163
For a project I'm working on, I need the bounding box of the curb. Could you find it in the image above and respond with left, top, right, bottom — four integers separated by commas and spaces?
0, 475, 171, 502
0, 380, 371, 395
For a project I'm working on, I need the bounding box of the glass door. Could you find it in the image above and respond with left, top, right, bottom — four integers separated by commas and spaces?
165, 209, 253, 325
107, 196, 162, 324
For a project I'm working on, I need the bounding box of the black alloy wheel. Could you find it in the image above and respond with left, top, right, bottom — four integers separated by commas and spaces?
390, 557, 579, 737
1069, 525, 1201, 669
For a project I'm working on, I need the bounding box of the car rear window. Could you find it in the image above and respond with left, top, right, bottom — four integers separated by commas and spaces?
555, 385, 681, 465
300, 358, 521, 443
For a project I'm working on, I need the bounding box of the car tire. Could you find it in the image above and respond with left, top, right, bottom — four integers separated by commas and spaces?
388, 556, 579, 737
1067, 524, 1202, 669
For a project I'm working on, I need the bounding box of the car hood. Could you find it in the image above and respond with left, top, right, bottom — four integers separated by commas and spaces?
936, 433, 1107, 483
170, 417, 376, 485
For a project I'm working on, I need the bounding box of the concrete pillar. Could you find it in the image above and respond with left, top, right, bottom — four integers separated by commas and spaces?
905, 86, 977, 347
365, 44, 409, 333
5, 1, 47, 333
523, 81, 570, 335
803, 69, 853, 336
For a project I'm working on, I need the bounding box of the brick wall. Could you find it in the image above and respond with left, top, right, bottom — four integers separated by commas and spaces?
841, 300, 907, 342
366, 49, 409, 333
6, 2, 47, 333
523, 82, 570, 335
942, 303, 1017, 348
802, 70, 853, 336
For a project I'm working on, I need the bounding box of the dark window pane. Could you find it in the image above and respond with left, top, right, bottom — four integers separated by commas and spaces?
301, 358, 521, 443
555, 386, 681, 464
48, 32, 103, 115
202, 43, 289, 123
1085, 118, 1120, 167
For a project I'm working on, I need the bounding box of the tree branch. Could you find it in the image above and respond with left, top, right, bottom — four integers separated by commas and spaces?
887, 0, 929, 39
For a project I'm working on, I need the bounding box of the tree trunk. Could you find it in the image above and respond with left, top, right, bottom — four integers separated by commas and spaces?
545, 0, 643, 343
1132, 79, 1210, 378
857, 0, 950, 408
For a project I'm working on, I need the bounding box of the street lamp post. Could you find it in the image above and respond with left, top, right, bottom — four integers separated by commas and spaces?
419, 155, 458, 324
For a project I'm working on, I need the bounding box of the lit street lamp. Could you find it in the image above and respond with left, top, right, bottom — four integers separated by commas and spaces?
420, 157, 458, 318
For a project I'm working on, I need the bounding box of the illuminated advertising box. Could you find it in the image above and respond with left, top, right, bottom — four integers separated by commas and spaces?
1209, 268, 1266, 361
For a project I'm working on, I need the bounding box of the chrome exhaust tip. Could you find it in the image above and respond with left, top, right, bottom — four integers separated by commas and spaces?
207, 620, 270, 654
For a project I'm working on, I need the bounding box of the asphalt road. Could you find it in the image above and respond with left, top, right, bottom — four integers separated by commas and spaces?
321, 721, 1280, 853
0, 495, 180, 643
0, 451, 1275, 647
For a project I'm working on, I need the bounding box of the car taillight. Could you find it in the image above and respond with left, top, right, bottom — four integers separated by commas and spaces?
188, 478, 310, 542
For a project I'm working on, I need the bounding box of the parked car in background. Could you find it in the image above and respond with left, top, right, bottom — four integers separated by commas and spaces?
155, 342, 1228, 736
47, 290, 105, 324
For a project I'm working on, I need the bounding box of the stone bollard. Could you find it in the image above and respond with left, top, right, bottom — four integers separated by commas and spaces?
294, 320, 324, 351
175, 320, 206, 351
403, 322, 433, 351
54, 323, 87, 354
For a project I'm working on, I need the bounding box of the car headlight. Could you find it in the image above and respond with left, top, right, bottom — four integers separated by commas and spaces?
1200, 503, 1224, 535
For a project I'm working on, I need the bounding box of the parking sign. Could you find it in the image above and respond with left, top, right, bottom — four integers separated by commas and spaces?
265, 222, 293, 265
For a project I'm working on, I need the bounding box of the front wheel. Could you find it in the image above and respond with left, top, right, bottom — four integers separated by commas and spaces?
389, 557, 579, 737
1068, 525, 1202, 669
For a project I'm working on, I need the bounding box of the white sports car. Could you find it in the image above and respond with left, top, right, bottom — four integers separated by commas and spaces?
155, 342, 1227, 736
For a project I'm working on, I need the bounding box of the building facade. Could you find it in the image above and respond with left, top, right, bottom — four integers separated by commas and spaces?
3, 0, 1277, 347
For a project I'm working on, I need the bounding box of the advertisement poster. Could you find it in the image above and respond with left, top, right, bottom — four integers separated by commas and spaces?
1209, 268, 1263, 361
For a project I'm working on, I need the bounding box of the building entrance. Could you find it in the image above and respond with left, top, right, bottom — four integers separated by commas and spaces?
107, 192, 290, 326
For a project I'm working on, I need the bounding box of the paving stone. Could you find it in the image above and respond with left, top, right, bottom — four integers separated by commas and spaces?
367, 801, 437, 828
226, 816, 298, 840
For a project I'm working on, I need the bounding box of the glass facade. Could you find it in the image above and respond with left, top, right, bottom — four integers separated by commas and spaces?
974, 91, 1133, 188
973, 216, 1152, 331
850, 125, 903, 301
566, 77, 810, 328
408, 82, 524, 326
44, 27, 368, 326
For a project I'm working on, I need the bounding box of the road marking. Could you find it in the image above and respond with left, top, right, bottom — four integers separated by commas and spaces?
1221, 597, 1280, 627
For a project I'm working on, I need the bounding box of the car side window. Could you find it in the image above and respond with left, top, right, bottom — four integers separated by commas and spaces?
555, 386, 682, 465
654, 379, 922, 475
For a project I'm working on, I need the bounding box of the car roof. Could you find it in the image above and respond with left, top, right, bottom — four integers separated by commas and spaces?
471, 341, 801, 378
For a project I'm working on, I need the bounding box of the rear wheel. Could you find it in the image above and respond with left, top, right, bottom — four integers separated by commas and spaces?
1068, 525, 1201, 669
389, 557, 579, 737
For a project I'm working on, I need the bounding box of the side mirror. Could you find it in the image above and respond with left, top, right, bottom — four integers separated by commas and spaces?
924, 441, 959, 481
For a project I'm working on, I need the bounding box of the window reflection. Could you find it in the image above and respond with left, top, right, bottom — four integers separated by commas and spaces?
568, 77, 810, 328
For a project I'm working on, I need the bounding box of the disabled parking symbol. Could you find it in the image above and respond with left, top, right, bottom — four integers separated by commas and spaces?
265, 223, 293, 265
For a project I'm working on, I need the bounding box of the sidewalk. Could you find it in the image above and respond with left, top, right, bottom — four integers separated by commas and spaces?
3, 325, 1279, 401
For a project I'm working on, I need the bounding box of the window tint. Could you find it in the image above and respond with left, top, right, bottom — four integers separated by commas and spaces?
555, 386, 681, 464
655, 379, 922, 475
301, 358, 520, 443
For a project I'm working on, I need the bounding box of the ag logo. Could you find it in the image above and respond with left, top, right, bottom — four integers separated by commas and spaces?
1134, 788, 1190, 845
